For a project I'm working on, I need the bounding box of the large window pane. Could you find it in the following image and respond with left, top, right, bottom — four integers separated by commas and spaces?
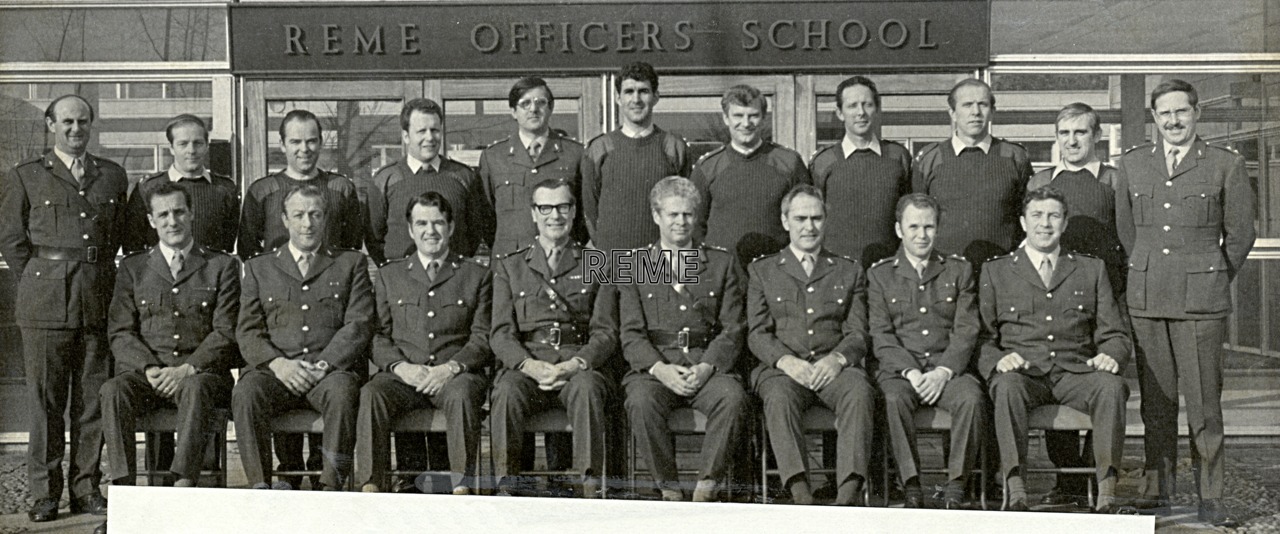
0, 7, 226, 63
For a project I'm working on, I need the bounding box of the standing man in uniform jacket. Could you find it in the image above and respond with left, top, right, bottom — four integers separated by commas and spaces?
868, 193, 986, 510
620, 176, 749, 503
490, 178, 618, 498
979, 187, 1132, 513
1115, 79, 1256, 527
233, 184, 375, 491
913, 79, 1033, 267
748, 184, 875, 506
367, 98, 493, 264
356, 192, 492, 495
692, 84, 810, 267
809, 76, 912, 267
480, 77, 590, 257
0, 95, 127, 522
582, 62, 691, 252
122, 114, 240, 254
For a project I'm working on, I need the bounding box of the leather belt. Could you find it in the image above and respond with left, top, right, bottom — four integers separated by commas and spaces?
34, 245, 106, 263
648, 330, 713, 351
521, 324, 589, 348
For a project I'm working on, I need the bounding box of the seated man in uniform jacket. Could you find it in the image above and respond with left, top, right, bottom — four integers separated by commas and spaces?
490, 178, 619, 498
233, 184, 375, 491
747, 184, 875, 506
355, 192, 492, 495
619, 176, 749, 503
978, 186, 1132, 513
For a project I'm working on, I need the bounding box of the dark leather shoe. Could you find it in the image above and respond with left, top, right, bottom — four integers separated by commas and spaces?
903, 491, 926, 509
943, 498, 967, 510
93, 520, 108, 534
1133, 496, 1172, 515
71, 493, 108, 515
27, 497, 58, 522
1095, 503, 1138, 515
1006, 498, 1030, 512
1040, 488, 1088, 507
1199, 500, 1239, 528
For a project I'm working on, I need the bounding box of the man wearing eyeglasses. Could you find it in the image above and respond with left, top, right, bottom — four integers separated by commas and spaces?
489, 178, 618, 498
480, 77, 590, 258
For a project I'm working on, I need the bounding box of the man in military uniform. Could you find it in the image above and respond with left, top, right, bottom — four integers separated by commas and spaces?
356, 192, 491, 495
122, 114, 239, 254
583, 62, 690, 252
692, 85, 810, 267
480, 77, 589, 257
96, 184, 239, 532
1115, 79, 1256, 527
748, 184, 874, 506
912, 79, 1033, 267
620, 176, 749, 502
491, 178, 618, 498
979, 187, 1131, 513
0, 95, 127, 522
868, 193, 985, 509
233, 184, 374, 491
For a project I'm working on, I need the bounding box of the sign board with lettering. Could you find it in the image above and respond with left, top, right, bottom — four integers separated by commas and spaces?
230, 1, 990, 75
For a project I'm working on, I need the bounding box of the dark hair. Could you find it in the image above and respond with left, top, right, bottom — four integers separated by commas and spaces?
895, 193, 941, 223
145, 182, 192, 214
835, 76, 881, 108
44, 94, 95, 122
278, 109, 323, 140
616, 62, 659, 93
508, 77, 554, 109
1149, 78, 1199, 109
405, 191, 454, 224
780, 184, 825, 217
399, 98, 444, 132
947, 79, 995, 111
1022, 186, 1070, 218
1055, 102, 1101, 135
165, 114, 209, 144
721, 84, 767, 115
281, 184, 328, 214
529, 177, 575, 204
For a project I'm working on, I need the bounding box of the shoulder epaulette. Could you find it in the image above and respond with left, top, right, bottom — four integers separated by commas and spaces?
988, 252, 1017, 262
695, 145, 726, 166
868, 256, 895, 270
837, 254, 858, 264
1207, 143, 1241, 156
499, 244, 533, 260
585, 132, 608, 148
555, 135, 583, 146
948, 253, 969, 262
702, 243, 729, 253
484, 137, 510, 150
16, 154, 44, 167
121, 249, 149, 261
249, 249, 277, 261
809, 144, 839, 162
1124, 142, 1155, 155
913, 142, 942, 162
750, 252, 776, 264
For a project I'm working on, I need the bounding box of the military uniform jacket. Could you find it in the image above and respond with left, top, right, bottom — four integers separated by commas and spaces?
365, 157, 494, 264
478, 131, 590, 256
236, 170, 363, 260
372, 252, 492, 372
0, 151, 129, 329
868, 249, 979, 381
1114, 137, 1256, 320
108, 245, 240, 375
747, 248, 868, 368
491, 243, 618, 370
977, 248, 1131, 380
237, 247, 374, 372
121, 170, 240, 254
619, 244, 746, 374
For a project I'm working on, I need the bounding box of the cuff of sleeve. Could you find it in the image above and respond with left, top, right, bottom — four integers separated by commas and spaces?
936, 366, 954, 380
830, 352, 848, 367
573, 357, 588, 371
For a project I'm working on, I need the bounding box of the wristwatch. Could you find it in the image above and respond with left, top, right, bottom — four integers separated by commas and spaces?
447, 360, 464, 375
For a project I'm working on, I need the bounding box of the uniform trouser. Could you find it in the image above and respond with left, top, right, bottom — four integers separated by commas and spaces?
989, 370, 1128, 483
232, 369, 360, 488
100, 371, 232, 482
491, 368, 612, 481
1045, 430, 1094, 494
756, 366, 874, 487
354, 371, 487, 490
21, 327, 111, 501
624, 372, 748, 490
1133, 316, 1227, 500
880, 373, 987, 483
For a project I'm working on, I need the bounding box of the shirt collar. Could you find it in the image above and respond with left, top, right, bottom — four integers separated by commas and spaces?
536, 236, 570, 257
950, 134, 993, 155
158, 240, 194, 265
789, 245, 818, 264
731, 139, 764, 156
288, 242, 319, 264
841, 135, 882, 158
518, 130, 550, 154
904, 252, 928, 273
406, 154, 441, 174
1023, 245, 1061, 270
417, 248, 449, 270
620, 122, 655, 139
1051, 159, 1101, 181
53, 147, 82, 171
166, 165, 211, 183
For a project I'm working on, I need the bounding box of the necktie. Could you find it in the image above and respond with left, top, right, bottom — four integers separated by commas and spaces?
298, 253, 312, 277
1038, 257, 1054, 288
801, 254, 815, 277
528, 141, 542, 161
547, 247, 562, 270
426, 260, 439, 282
1167, 148, 1180, 176
916, 260, 926, 280
170, 251, 184, 280
70, 157, 84, 184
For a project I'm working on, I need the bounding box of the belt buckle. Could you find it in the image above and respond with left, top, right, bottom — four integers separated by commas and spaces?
85, 246, 98, 263
549, 327, 561, 349
677, 331, 689, 352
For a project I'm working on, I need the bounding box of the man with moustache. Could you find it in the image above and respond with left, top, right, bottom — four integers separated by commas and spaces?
356, 192, 491, 496
748, 185, 875, 506
809, 76, 912, 266
233, 185, 374, 491
583, 62, 691, 252
913, 79, 1033, 266
868, 193, 986, 510
979, 187, 1131, 514
0, 95, 128, 522
1115, 79, 1256, 527
692, 84, 810, 267
490, 178, 618, 498
620, 176, 749, 502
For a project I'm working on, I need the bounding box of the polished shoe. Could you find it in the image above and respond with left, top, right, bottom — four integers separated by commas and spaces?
691, 479, 718, 503
1199, 500, 1240, 528
1132, 496, 1172, 515
251, 482, 272, 490
173, 478, 197, 488
943, 498, 967, 510
1039, 488, 1088, 507
1006, 498, 1030, 512
93, 520, 108, 534
361, 483, 381, 493
452, 485, 472, 496
903, 491, 926, 509
27, 497, 58, 522
71, 493, 108, 515
271, 480, 295, 491
1095, 503, 1138, 515
660, 488, 684, 501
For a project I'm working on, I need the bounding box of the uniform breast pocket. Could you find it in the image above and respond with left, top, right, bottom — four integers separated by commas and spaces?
997, 295, 1031, 335
181, 288, 217, 319
931, 282, 959, 317
563, 284, 596, 314
438, 297, 473, 328
90, 194, 119, 226
16, 258, 68, 323
884, 291, 913, 328
495, 179, 527, 211
30, 196, 67, 235
261, 286, 293, 326
1130, 183, 1154, 224
317, 287, 349, 327
696, 292, 721, 319
766, 289, 799, 321
134, 291, 162, 326
391, 294, 425, 335
1179, 185, 1221, 227
1065, 289, 1096, 322
515, 289, 554, 320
